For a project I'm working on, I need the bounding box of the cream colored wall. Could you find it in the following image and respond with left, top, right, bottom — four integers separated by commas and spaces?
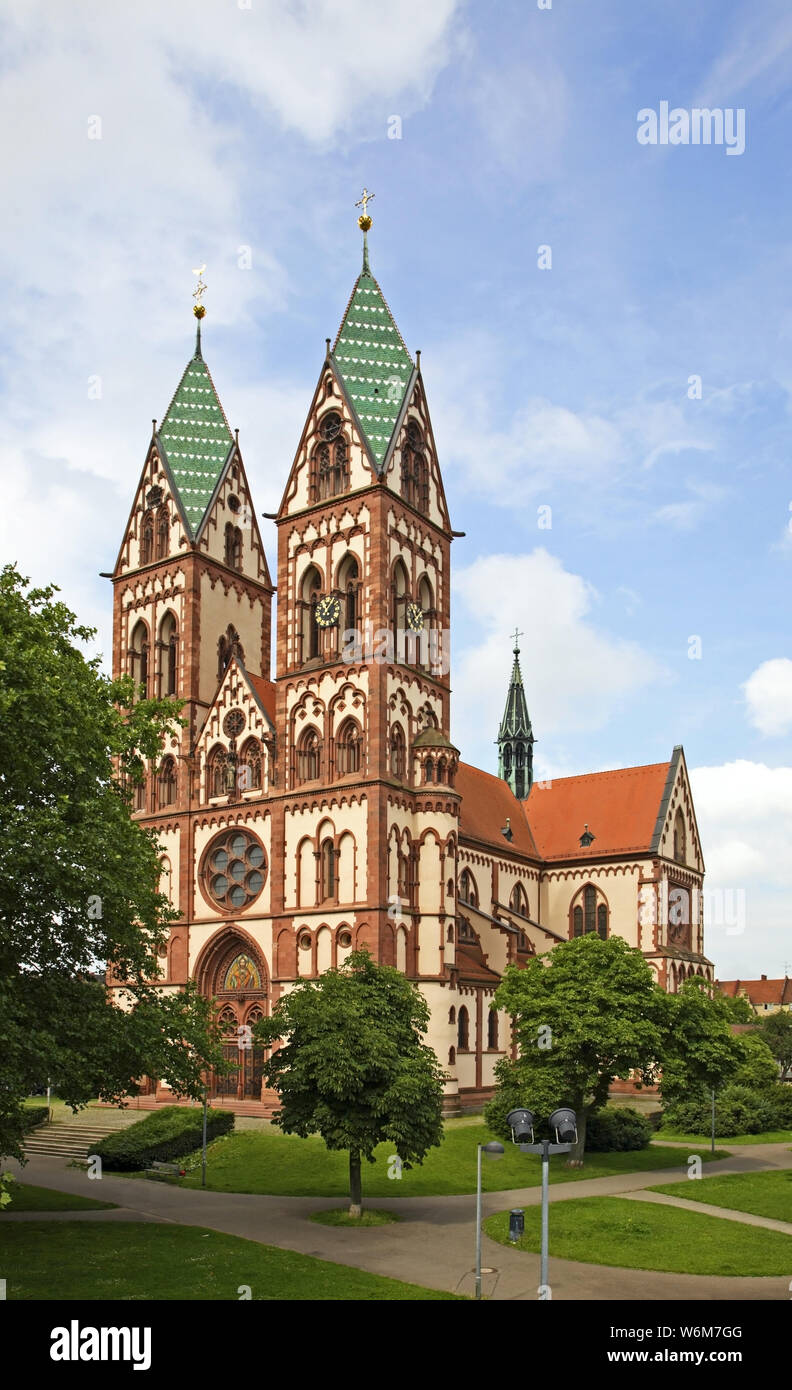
383, 398, 446, 532
199, 574, 264, 702
284, 801, 367, 910
540, 863, 643, 948
155, 828, 181, 912
118, 448, 189, 576
195, 661, 274, 801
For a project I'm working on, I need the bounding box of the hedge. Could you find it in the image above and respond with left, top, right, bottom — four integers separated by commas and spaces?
93, 1106, 235, 1171
663, 1084, 778, 1137
584, 1107, 652, 1152
21, 1107, 49, 1131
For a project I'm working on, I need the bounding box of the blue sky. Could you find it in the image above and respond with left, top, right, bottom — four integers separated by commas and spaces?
1, 0, 790, 979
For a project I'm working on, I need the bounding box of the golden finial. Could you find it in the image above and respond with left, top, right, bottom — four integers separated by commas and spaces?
355, 187, 374, 231
192, 263, 207, 319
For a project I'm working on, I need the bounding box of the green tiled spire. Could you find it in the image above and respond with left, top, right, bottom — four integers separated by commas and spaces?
497, 635, 535, 799
332, 238, 414, 470
158, 326, 234, 535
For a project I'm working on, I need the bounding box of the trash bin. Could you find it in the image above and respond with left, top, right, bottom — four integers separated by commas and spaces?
508, 1208, 525, 1243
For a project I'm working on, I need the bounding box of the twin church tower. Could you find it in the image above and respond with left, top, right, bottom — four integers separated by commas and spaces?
109, 205, 709, 1111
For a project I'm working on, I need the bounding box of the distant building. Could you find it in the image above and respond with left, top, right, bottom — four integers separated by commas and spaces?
718, 976, 792, 1015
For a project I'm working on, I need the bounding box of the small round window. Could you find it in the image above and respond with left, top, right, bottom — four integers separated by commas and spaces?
338, 930, 352, 948
202, 828, 267, 911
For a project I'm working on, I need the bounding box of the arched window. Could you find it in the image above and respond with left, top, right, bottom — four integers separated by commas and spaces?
436, 758, 447, 784
459, 869, 478, 908
336, 719, 361, 776
487, 1009, 499, 1050
141, 512, 154, 565
572, 885, 608, 939
156, 506, 170, 560
397, 847, 409, 902
311, 413, 349, 501
448, 1006, 456, 1024
448, 1046, 456, 1066
299, 565, 322, 663
217, 626, 244, 681
510, 883, 528, 918
239, 737, 262, 791
424, 757, 434, 784
390, 724, 405, 780
457, 1006, 470, 1051
391, 558, 408, 639
320, 838, 336, 901
158, 756, 176, 808
159, 612, 178, 697
336, 553, 360, 634
225, 523, 242, 570
401, 420, 429, 513
673, 808, 687, 864
133, 775, 147, 812
208, 746, 228, 799
296, 728, 321, 784
130, 620, 149, 698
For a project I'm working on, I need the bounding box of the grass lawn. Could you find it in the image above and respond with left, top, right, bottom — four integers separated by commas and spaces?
1, 1183, 116, 1213
310, 1208, 400, 1227
484, 1197, 792, 1276
658, 1128, 792, 1146
649, 1170, 792, 1223
179, 1125, 727, 1198
1, 1221, 460, 1300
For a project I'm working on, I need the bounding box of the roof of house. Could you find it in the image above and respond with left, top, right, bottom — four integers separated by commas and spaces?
718, 977, 792, 1006
246, 672, 277, 728
454, 941, 501, 985
331, 246, 414, 471
157, 328, 235, 535
523, 759, 672, 861
457, 762, 540, 858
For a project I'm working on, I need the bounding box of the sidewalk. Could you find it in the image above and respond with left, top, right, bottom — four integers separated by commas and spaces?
5, 1141, 791, 1301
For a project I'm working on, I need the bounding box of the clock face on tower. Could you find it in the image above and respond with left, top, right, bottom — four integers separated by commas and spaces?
406, 602, 425, 632
315, 594, 341, 629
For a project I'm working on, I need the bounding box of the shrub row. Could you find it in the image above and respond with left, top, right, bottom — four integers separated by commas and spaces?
663, 1082, 792, 1137
21, 1107, 49, 1131
93, 1105, 234, 1170
584, 1107, 652, 1152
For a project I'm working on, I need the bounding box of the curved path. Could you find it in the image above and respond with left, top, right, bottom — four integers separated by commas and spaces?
4, 1141, 792, 1301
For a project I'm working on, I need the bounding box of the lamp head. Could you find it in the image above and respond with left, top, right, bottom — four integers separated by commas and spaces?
506, 1108, 535, 1145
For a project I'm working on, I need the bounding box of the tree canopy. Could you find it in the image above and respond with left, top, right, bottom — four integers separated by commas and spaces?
256, 949, 445, 1211
0, 566, 222, 1158
485, 934, 667, 1162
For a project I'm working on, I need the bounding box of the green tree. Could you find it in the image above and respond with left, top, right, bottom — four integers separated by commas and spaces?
0, 566, 222, 1159
255, 950, 445, 1212
486, 935, 667, 1164
760, 1010, 792, 1079
659, 978, 748, 1113
719, 992, 755, 1024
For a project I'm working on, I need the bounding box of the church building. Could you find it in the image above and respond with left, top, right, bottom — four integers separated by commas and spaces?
108, 212, 713, 1112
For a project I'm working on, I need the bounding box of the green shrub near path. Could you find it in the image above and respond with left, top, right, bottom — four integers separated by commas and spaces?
94, 1105, 234, 1171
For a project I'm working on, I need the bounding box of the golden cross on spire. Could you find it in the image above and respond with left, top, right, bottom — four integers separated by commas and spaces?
355, 186, 375, 230
192, 264, 207, 319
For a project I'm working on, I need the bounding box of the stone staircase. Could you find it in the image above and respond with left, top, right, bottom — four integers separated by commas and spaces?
23, 1110, 135, 1160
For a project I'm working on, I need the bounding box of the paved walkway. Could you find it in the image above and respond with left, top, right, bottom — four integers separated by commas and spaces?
4, 1142, 792, 1301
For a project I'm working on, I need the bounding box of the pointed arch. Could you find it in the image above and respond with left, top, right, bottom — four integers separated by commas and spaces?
336, 717, 362, 776
224, 522, 242, 570
130, 619, 149, 698
296, 725, 322, 784
218, 625, 244, 681
158, 610, 178, 696
298, 563, 323, 663
156, 505, 170, 560
157, 755, 177, 808
391, 557, 409, 638
390, 722, 405, 780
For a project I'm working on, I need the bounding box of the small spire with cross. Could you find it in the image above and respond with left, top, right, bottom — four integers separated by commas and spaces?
192, 264, 207, 320
512, 627, 524, 654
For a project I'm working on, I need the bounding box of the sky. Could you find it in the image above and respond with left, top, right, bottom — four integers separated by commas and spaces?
1, 0, 790, 981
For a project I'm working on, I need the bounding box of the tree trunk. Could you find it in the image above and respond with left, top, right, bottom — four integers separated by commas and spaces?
564, 1103, 587, 1167
348, 1149, 362, 1217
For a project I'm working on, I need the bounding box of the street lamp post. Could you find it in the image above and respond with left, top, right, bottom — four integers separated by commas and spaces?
507, 1107, 578, 1298
475, 1140, 504, 1300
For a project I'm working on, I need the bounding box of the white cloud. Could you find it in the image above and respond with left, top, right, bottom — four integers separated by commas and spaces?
690, 760, 792, 979
451, 550, 664, 762
742, 658, 792, 736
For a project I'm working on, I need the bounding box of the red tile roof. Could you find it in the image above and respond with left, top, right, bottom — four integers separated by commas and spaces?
457, 762, 540, 858
247, 673, 276, 727
455, 942, 501, 984
523, 761, 670, 861
717, 977, 791, 1006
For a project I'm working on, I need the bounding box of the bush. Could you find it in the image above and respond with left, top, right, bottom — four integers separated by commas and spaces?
94, 1106, 234, 1171
769, 1083, 792, 1128
21, 1107, 49, 1131
664, 1084, 776, 1137
584, 1107, 652, 1152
